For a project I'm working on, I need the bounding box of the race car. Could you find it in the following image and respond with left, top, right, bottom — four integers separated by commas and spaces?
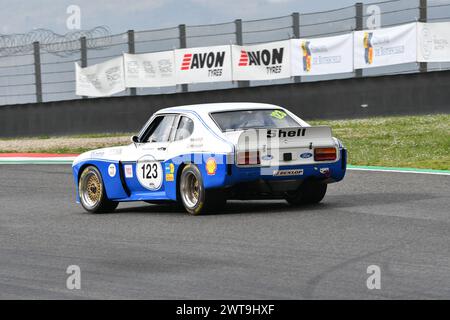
72, 103, 347, 215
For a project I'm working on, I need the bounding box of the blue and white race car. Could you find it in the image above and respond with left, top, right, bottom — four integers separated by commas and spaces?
72, 103, 347, 215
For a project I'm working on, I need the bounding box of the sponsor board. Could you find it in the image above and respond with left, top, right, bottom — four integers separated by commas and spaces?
124, 51, 175, 87
75, 56, 126, 97
417, 22, 450, 62
291, 34, 353, 76
175, 45, 232, 84
232, 40, 291, 80
354, 23, 417, 69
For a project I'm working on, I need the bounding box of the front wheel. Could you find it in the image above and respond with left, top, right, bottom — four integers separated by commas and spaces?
179, 164, 226, 215
285, 180, 327, 205
79, 166, 118, 213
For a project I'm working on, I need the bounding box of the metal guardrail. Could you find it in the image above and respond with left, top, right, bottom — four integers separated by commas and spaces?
0, 0, 449, 106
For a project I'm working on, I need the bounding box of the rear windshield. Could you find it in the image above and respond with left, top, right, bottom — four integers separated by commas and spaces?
211, 109, 299, 131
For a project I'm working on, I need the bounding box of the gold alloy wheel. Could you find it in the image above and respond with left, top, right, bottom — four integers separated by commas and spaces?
80, 168, 103, 210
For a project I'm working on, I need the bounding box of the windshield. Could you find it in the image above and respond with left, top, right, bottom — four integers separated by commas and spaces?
211, 109, 300, 131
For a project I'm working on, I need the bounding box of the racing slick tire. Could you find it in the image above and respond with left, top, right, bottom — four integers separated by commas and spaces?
79, 166, 118, 213
285, 180, 327, 205
179, 164, 226, 215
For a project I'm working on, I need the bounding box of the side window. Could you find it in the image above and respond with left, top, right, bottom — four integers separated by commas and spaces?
174, 116, 194, 141
142, 115, 177, 143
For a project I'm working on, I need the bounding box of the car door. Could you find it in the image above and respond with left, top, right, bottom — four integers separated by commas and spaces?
130, 114, 178, 196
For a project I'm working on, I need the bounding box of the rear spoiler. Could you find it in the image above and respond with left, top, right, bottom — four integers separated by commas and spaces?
236, 126, 334, 151
266, 126, 332, 139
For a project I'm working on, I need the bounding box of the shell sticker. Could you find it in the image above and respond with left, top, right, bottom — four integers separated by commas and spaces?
206, 158, 217, 175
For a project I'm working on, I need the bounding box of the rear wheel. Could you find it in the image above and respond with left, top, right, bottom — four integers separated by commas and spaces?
285, 180, 327, 205
79, 166, 118, 213
179, 164, 226, 215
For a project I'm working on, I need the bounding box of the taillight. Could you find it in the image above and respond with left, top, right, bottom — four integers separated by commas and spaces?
237, 151, 260, 165
314, 147, 337, 161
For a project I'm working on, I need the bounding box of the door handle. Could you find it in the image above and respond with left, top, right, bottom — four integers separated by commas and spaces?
158, 147, 167, 151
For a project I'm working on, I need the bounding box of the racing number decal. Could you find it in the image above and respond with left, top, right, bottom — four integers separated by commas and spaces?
136, 155, 163, 191
141, 163, 158, 180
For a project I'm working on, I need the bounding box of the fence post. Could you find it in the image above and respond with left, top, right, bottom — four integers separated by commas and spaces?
178, 24, 188, 93
127, 30, 137, 96
419, 0, 428, 73
355, 2, 364, 78
235, 19, 249, 88
292, 12, 301, 84
33, 41, 43, 103
80, 36, 88, 99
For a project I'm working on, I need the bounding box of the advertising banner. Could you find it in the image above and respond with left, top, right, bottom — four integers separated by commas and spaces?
174, 45, 232, 84
232, 40, 291, 81
354, 23, 417, 69
75, 56, 125, 97
124, 51, 175, 87
417, 22, 450, 62
291, 33, 353, 76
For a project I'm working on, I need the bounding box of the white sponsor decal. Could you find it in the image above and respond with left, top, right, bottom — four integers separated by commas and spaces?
136, 155, 163, 190
124, 164, 133, 178
108, 163, 116, 177
272, 169, 303, 176
91, 150, 104, 157
108, 148, 122, 156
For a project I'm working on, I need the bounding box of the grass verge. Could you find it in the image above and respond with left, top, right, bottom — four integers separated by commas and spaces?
310, 114, 450, 170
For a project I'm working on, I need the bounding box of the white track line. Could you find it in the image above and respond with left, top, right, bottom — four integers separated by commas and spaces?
348, 167, 450, 176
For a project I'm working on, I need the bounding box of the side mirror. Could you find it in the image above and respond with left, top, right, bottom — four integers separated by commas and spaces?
131, 135, 140, 143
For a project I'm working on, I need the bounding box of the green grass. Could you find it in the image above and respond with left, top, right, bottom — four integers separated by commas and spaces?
1, 115, 449, 170
310, 114, 450, 170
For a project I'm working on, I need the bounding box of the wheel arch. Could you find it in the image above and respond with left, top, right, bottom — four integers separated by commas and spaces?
77, 162, 98, 184
175, 161, 192, 201
75, 162, 116, 201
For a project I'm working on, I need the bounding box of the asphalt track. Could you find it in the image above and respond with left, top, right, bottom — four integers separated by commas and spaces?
0, 164, 449, 299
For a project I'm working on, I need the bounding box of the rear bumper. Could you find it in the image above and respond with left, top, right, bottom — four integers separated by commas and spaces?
224, 148, 347, 191
225, 149, 347, 200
